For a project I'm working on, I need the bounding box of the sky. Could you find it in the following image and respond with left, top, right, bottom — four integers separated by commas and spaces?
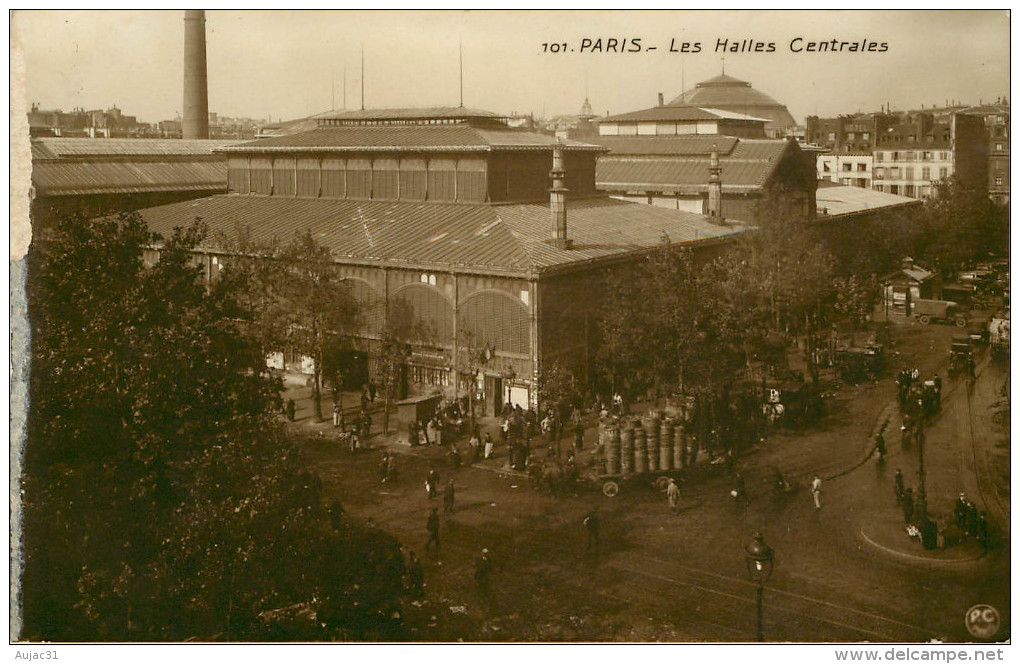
11, 10, 1011, 126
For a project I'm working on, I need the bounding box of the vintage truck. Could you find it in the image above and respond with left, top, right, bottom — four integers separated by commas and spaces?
912, 299, 967, 327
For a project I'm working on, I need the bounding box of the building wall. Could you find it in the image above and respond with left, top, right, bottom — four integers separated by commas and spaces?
817, 154, 872, 188
227, 153, 489, 203
226, 150, 595, 204
872, 148, 952, 198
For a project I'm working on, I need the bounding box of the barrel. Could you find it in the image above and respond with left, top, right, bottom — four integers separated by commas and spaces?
660, 419, 675, 470
620, 425, 634, 476
634, 426, 648, 474
602, 422, 621, 476
643, 416, 661, 472
674, 424, 686, 469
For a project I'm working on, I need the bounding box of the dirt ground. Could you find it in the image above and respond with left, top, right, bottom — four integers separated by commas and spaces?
288, 312, 1010, 642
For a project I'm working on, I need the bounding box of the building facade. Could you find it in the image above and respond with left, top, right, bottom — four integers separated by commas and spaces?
131, 108, 744, 411
817, 153, 873, 188
592, 134, 817, 223
872, 113, 987, 198
962, 100, 1010, 205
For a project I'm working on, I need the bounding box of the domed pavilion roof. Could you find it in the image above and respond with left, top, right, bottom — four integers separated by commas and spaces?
667, 73, 796, 135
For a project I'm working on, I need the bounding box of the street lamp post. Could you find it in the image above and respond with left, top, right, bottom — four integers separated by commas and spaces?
744, 533, 775, 642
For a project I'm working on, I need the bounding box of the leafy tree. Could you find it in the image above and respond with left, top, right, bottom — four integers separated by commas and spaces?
275, 231, 361, 421
832, 274, 880, 346
21, 213, 404, 641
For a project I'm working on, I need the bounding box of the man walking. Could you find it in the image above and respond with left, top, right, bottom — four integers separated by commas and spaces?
425, 507, 440, 554
426, 466, 439, 500
584, 506, 600, 552
442, 479, 456, 513
902, 488, 915, 524
666, 477, 681, 515
811, 474, 822, 510
474, 548, 493, 595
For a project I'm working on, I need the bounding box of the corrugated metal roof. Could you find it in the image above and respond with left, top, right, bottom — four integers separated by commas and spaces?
596, 159, 766, 191
603, 106, 769, 124
603, 107, 722, 123
495, 198, 745, 269
318, 106, 504, 121
223, 126, 604, 152
32, 161, 228, 196
31, 137, 242, 158
815, 183, 922, 218
132, 194, 742, 274
594, 138, 790, 192
590, 136, 740, 156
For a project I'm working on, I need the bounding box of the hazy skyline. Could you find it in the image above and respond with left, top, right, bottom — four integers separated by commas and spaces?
12, 10, 1011, 127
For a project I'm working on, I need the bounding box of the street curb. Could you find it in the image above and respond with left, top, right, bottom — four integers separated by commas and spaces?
858, 526, 985, 566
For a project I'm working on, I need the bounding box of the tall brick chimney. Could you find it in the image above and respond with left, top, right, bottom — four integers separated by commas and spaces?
707, 144, 723, 221
549, 142, 572, 249
183, 10, 209, 139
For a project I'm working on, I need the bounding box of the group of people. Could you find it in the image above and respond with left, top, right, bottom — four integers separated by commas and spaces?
408, 416, 448, 447
953, 492, 990, 549
893, 473, 990, 550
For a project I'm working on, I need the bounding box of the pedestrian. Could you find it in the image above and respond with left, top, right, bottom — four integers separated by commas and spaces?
954, 493, 969, 532
977, 512, 990, 550
584, 507, 600, 551
447, 445, 461, 469
379, 451, 390, 482
333, 399, 342, 428
426, 466, 439, 499
425, 507, 440, 553
966, 501, 979, 537
360, 390, 370, 412
894, 469, 905, 503
443, 479, 456, 513
902, 488, 915, 524
469, 430, 481, 462
369, 380, 377, 403
574, 422, 584, 451
474, 548, 493, 594
967, 355, 976, 380
666, 477, 681, 515
483, 432, 494, 460
409, 420, 419, 446
932, 374, 942, 406
407, 551, 425, 598
361, 411, 372, 440
286, 398, 296, 422
874, 431, 887, 461
811, 474, 822, 510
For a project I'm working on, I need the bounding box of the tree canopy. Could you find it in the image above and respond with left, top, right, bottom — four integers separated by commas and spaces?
21, 213, 404, 641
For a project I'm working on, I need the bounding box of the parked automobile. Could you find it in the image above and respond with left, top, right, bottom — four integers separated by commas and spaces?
912, 299, 967, 327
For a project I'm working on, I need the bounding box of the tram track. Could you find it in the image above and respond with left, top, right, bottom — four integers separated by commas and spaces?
962, 356, 1010, 529
609, 552, 937, 642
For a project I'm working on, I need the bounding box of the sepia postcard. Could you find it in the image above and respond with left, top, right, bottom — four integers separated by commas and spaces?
9, 9, 1012, 661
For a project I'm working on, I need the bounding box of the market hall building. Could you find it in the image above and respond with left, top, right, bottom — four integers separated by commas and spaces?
133, 107, 746, 412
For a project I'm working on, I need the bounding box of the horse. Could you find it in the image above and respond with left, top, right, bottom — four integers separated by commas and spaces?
762, 402, 785, 430
528, 459, 566, 498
